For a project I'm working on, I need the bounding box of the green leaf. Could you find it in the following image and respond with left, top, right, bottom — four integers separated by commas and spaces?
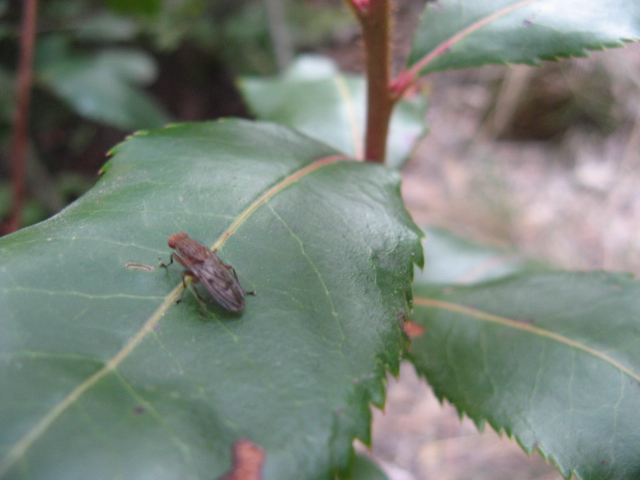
417, 226, 545, 285
240, 55, 427, 168
409, 0, 640, 75
36, 36, 171, 130
408, 272, 640, 480
105, 0, 161, 16
74, 13, 140, 42
0, 119, 423, 480
348, 454, 389, 480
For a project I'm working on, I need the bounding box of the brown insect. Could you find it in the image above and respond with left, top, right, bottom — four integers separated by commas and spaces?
159, 232, 255, 312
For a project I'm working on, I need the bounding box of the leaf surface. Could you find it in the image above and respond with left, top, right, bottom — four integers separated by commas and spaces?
0, 119, 423, 480
409, 0, 640, 75
36, 36, 171, 130
349, 454, 389, 480
409, 272, 640, 480
240, 56, 427, 168
417, 226, 545, 285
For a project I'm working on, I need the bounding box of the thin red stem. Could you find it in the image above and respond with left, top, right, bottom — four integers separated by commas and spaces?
360, 0, 393, 163
5, 0, 39, 234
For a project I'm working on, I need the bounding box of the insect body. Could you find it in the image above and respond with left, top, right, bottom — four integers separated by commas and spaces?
160, 232, 255, 312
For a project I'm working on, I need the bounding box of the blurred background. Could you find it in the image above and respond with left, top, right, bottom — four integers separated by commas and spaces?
3, 0, 640, 478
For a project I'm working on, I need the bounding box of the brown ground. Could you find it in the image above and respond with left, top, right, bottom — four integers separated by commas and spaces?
403, 45, 640, 272
369, 364, 561, 480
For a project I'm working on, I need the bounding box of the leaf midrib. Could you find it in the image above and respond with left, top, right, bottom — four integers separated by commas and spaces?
0, 153, 349, 478
413, 296, 640, 383
408, 0, 538, 76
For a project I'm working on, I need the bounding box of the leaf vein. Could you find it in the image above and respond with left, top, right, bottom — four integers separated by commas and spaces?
414, 297, 640, 383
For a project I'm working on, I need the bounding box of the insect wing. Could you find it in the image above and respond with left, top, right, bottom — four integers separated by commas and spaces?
192, 254, 246, 312
173, 235, 211, 269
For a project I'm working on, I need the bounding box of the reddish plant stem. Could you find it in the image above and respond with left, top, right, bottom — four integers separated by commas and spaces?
5, 0, 39, 234
356, 0, 394, 163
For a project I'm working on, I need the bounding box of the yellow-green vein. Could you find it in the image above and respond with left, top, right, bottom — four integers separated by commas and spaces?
414, 297, 640, 383
0, 153, 348, 478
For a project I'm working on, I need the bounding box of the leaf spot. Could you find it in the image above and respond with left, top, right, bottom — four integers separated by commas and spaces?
217, 439, 265, 480
403, 321, 425, 338
125, 262, 154, 272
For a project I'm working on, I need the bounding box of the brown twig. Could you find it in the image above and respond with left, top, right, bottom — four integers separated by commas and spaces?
361, 0, 393, 163
5, 0, 39, 234
348, 0, 394, 163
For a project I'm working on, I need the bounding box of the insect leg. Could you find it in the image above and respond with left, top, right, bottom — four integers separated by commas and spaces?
222, 263, 256, 296
178, 270, 208, 304
175, 270, 189, 304
225, 264, 239, 279
159, 253, 175, 269
175, 270, 194, 304
190, 284, 208, 304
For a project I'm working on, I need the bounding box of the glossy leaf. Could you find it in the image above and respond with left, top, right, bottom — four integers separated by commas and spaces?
240, 55, 427, 168
409, 272, 640, 480
409, 0, 640, 75
0, 119, 423, 480
417, 226, 545, 285
36, 36, 171, 130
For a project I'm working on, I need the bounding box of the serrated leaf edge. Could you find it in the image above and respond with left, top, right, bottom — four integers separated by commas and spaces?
408, 0, 538, 77
411, 295, 640, 480
408, 0, 635, 77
